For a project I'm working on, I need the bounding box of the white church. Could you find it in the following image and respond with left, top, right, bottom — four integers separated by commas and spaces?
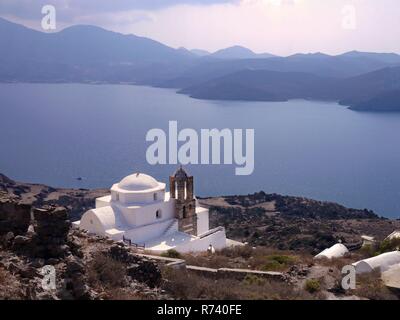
75, 167, 227, 253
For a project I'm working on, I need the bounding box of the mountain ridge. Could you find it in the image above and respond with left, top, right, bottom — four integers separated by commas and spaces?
210, 45, 276, 60
2, 17, 400, 110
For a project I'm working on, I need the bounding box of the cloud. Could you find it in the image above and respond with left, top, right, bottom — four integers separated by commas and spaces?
0, 0, 239, 20
124, 0, 400, 55
1, 0, 399, 56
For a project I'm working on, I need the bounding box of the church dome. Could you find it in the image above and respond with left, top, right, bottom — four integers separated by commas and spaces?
118, 173, 159, 191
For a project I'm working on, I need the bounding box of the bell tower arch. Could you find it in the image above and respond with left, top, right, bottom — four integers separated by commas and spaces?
170, 166, 197, 235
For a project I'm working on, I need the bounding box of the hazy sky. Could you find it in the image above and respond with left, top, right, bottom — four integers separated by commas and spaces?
1, 0, 400, 56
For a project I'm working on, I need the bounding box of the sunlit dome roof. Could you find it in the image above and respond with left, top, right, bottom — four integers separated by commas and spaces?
118, 173, 159, 191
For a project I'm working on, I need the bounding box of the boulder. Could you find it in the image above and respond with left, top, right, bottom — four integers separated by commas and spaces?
0, 194, 31, 235
127, 260, 162, 288
31, 207, 71, 258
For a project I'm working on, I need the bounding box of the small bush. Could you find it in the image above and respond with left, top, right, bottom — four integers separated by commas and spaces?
87, 253, 127, 289
262, 255, 297, 271
161, 249, 182, 259
305, 279, 321, 293
262, 260, 283, 271
359, 244, 377, 258
243, 274, 266, 286
220, 245, 254, 259
377, 239, 400, 255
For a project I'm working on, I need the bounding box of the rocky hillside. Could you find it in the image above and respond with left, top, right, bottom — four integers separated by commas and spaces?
1, 175, 399, 300
0, 174, 108, 221
0, 192, 167, 300
200, 192, 400, 254
1, 174, 399, 255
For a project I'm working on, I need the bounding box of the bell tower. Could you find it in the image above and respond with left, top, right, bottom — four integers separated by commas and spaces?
170, 166, 197, 235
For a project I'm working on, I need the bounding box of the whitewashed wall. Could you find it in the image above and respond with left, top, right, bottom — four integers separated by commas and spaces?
124, 218, 177, 244
117, 200, 175, 227
196, 209, 209, 235
174, 229, 227, 253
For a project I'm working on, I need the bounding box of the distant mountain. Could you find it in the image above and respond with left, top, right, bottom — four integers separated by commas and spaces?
340, 51, 400, 64
0, 17, 197, 83
338, 66, 400, 106
179, 69, 337, 101
0, 173, 14, 184
350, 90, 400, 111
190, 49, 211, 57
2, 17, 400, 110
287, 52, 332, 59
159, 52, 399, 89
210, 46, 276, 60
177, 47, 197, 57
180, 66, 400, 108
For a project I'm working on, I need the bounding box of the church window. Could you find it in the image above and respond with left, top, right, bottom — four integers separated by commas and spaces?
182, 206, 187, 218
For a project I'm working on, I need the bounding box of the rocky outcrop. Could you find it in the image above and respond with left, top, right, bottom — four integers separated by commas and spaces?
202, 192, 400, 253
6, 206, 72, 259
108, 243, 162, 288
0, 195, 167, 300
0, 192, 31, 235
64, 255, 91, 299
0, 174, 14, 185
31, 207, 71, 258
0, 173, 108, 221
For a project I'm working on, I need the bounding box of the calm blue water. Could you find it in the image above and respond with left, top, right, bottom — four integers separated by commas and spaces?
1, 83, 400, 218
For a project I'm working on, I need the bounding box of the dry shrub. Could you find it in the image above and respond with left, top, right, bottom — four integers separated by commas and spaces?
317, 255, 357, 270
305, 279, 321, 293
183, 253, 231, 269
219, 245, 254, 259
359, 244, 378, 258
105, 288, 159, 300
359, 239, 400, 259
161, 249, 182, 259
260, 255, 298, 272
87, 252, 127, 289
0, 267, 24, 300
351, 270, 398, 300
0, 267, 6, 284
162, 267, 316, 300
378, 238, 400, 254
184, 246, 311, 271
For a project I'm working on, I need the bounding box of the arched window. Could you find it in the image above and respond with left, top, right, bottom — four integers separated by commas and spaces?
153, 193, 158, 201
156, 209, 162, 219
182, 206, 187, 218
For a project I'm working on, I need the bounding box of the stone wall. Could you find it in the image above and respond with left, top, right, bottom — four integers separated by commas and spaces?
108, 243, 162, 288
186, 265, 285, 281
